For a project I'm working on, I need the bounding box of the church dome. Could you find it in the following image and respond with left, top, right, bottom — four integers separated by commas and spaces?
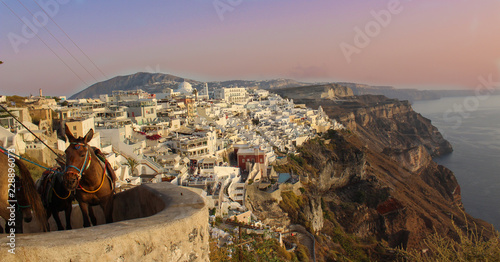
177, 81, 193, 95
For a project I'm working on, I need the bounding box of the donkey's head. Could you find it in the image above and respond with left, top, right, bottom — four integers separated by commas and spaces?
63, 124, 93, 191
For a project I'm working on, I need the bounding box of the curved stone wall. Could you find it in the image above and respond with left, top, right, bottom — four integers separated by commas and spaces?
0, 183, 209, 261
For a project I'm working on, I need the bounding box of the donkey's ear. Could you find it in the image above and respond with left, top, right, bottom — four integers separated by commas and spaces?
84, 128, 94, 144
65, 124, 76, 142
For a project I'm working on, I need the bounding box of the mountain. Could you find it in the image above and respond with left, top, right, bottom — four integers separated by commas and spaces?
207, 78, 311, 90
70, 73, 311, 99
69, 72, 200, 99
70, 72, 498, 101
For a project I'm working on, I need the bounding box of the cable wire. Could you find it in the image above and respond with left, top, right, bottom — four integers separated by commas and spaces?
31, 0, 108, 79
0, 104, 65, 163
1, 0, 90, 87
15, 0, 99, 83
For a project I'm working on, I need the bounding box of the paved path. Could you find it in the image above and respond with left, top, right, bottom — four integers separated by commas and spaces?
290, 224, 316, 262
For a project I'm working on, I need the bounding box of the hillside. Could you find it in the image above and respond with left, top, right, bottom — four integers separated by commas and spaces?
69, 72, 200, 99
245, 92, 496, 261
272, 83, 354, 100
70, 71, 494, 101
70, 72, 310, 99
299, 95, 452, 158
208, 78, 310, 90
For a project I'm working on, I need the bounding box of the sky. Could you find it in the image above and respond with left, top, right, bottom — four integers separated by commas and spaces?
1, 0, 500, 96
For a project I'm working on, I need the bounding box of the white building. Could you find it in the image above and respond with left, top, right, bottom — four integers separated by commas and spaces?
198, 83, 210, 100
214, 87, 248, 104
177, 81, 194, 96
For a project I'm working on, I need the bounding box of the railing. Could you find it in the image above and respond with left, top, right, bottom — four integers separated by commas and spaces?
141, 156, 164, 173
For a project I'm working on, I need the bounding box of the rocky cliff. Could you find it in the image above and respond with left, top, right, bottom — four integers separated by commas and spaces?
250, 130, 492, 261
301, 95, 452, 158
246, 94, 494, 261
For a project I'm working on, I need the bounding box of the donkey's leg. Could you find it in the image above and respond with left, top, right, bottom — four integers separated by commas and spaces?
45, 211, 51, 232
15, 210, 23, 233
65, 203, 72, 230
78, 202, 91, 227
52, 209, 64, 231
88, 205, 97, 226
101, 195, 114, 224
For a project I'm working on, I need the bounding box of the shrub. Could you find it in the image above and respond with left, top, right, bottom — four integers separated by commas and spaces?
396, 219, 500, 261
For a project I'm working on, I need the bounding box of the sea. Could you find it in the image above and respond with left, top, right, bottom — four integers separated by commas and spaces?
412, 95, 500, 230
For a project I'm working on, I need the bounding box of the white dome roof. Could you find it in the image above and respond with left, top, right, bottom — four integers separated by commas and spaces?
177, 81, 193, 95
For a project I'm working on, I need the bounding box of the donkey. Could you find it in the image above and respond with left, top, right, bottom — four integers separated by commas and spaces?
0, 151, 47, 233
36, 164, 75, 231
63, 126, 115, 227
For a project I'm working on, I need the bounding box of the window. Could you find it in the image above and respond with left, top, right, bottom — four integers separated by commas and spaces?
73, 126, 76, 130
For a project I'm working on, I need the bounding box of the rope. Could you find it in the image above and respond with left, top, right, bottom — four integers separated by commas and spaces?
0, 145, 52, 171
0, 97, 65, 163
78, 161, 108, 194
65, 145, 91, 178
52, 187, 71, 200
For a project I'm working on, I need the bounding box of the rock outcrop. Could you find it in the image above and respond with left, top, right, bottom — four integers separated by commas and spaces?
246, 92, 494, 261
301, 95, 453, 157
270, 131, 492, 260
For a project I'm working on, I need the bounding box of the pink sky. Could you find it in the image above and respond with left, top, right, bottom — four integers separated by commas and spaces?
1, 0, 499, 96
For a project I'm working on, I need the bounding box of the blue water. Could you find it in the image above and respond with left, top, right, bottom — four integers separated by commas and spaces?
412, 95, 500, 230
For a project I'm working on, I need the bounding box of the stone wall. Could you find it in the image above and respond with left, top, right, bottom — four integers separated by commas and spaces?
0, 183, 209, 262
246, 181, 303, 204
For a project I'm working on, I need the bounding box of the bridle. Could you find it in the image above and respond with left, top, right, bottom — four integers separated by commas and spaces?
65, 142, 108, 194
65, 142, 92, 181
10, 179, 31, 210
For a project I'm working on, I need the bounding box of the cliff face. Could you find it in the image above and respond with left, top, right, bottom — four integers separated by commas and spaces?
246, 93, 493, 261
264, 131, 492, 260
302, 95, 452, 158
